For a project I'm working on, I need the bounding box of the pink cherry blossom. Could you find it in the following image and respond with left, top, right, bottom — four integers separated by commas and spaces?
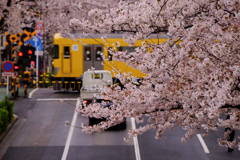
2, 0, 240, 150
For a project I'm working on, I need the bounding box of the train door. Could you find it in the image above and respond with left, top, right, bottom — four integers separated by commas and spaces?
62, 46, 71, 74
83, 45, 103, 72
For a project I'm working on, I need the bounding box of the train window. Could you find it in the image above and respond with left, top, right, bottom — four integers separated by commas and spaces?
118, 46, 137, 53
95, 47, 102, 61
64, 47, 70, 58
84, 46, 91, 61
54, 45, 59, 59
92, 73, 103, 79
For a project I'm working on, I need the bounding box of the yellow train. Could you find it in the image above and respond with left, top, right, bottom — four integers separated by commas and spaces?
52, 33, 167, 91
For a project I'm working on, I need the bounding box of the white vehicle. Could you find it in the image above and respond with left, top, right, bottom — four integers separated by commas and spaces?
80, 70, 126, 129
80, 70, 112, 101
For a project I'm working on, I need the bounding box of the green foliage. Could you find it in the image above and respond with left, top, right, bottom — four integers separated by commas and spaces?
0, 108, 9, 134
0, 97, 14, 122
0, 97, 14, 134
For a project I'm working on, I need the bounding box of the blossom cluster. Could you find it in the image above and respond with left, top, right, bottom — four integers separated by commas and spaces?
0, 0, 117, 54
2, 0, 239, 150
72, 0, 240, 150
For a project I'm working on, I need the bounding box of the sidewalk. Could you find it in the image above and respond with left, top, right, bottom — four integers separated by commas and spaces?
0, 86, 36, 159
0, 86, 35, 101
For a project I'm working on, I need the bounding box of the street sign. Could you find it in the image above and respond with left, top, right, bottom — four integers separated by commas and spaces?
35, 51, 43, 56
2, 61, 14, 72
37, 33, 43, 39
24, 39, 29, 46
30, 36, 42, 48
2, 72, 14, 76
36, 22, 43, 30
37, 44, 43, 51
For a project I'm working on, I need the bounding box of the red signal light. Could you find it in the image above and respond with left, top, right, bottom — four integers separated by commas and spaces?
31, 61, 35, 68
28, 50, 32, 54
84, 100, 88, 104
14, 66, 19, 69
18, 52, 23, 57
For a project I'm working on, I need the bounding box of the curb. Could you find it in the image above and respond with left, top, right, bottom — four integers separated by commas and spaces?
0, 114, 18, 142
28, 88, 39, 98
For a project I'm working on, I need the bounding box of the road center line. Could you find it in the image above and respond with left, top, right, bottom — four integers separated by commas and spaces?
61, 99, 80, 160
37, 98, 78, 101
197, 134, 210, 153
131, 117, 141, 160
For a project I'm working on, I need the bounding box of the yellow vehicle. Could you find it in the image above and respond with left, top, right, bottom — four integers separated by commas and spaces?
52, 33, 167, 91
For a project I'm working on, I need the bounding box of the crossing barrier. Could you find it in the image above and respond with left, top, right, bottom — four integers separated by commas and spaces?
16, 78, 20, 97
71, 81, 75, 90
24, 84, 27, 98
11, 77, 15, 98
52, 80, 81, 91
33, 79, 36, 88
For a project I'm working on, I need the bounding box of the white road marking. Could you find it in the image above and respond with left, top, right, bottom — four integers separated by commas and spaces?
61, 99, 80, 160
37, 98, 78, 101
131, 117, 141, 160
28, 88, 39, 98
197, 134, 210, 153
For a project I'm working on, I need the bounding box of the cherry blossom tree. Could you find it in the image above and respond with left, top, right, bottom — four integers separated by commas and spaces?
1, 0, 239, 151
0, 0, 118, 54
69, 0, 240, 151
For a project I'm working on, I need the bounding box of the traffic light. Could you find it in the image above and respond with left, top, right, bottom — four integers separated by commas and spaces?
14, 61, 20, 70
18, 52, 23, 57
17, 58, 23, 67
14, 65, 19, 70
30, 61, 35, 68
28, 50, 32, 54
28, 49, 32, 59
19, 45, 35, 60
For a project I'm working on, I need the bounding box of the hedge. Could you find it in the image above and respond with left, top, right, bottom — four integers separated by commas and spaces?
0, 97, 14, 134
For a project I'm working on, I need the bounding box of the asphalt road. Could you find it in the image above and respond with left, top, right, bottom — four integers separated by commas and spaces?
1, 88, 240, 160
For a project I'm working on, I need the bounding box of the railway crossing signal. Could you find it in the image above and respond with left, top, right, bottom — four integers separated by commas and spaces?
18, 52, 23, 57
28, 50, 32, 54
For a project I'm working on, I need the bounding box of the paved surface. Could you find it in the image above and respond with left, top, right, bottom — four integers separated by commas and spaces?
0, 88, 239, 160
0, 85, 36, 159
0, 86, 35, 101
0, 88, 135, 160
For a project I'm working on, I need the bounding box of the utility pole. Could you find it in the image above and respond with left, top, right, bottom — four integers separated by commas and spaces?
42, 1, 46, 75
42, 1, 46, 87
